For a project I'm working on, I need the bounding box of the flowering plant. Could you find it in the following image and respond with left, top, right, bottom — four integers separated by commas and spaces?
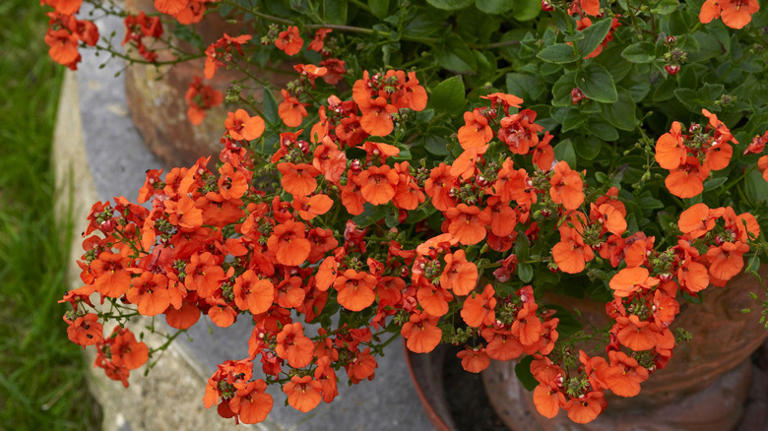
48, 0, 768, 426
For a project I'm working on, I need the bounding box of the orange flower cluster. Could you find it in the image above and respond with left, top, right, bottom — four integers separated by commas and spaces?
185, 76, 224, 125
122, 12, 163, 63
699, 0, 760, 29
153, 0, 220, 25
42, 9, 98, 70
654, 109, 737, 198
61, 65, 767, 425
204, 33, 251, 79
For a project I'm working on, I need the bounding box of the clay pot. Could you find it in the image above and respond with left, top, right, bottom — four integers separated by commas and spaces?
406, 266, 768, 431
123, 0, 293, 167
483, 265, 768, 431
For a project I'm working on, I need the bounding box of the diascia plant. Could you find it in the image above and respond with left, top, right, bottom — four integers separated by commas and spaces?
47, 0, 768, 426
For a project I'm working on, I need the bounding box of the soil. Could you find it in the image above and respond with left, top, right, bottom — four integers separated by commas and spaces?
442, 345, 507, 431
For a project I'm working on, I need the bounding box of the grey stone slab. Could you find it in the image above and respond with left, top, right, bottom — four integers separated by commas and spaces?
75, 5, 432, 431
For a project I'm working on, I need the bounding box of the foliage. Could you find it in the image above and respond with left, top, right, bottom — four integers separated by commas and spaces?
41, 0, 768, 426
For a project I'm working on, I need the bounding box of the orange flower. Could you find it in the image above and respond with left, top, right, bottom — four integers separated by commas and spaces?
481, 92, 523, 115
457, 348, 491, 373
45, 29, 80, 66
278, 162, 319, 197
312, 138, 347, 184
425, 163, 457, 211
678, 203, 715, 238
267, 221, 311, 267
217, 163, 248, 200
460, 284, 496, 327
110, 328, 149, 370
549, 161, 584, 210
225, 109, 264, 141
278, 89, 307, 127
333, 269, 377, 311
564, 391, 605, 424
275, 322, 315, 368
233, 270, 275, 315
185, 77, 223, 125
292, 194, 333, 220
608, 267, 658, 298
316, 257, 339, 291
355, 165, 399, 205
498, 109, 543, 155
440, 249, 478, 295
274, 26, 303, 56
165, 301, 200, 329
401, 313, 442, 353
655, 121, 686, 170
699, 0, 722, 23
417, 285, 450, 317
481, 328, 523, 360
706, 241, 749, 285
293, 64, 328, 86
359, 96, 397, 137
90, 251, 132, 298
445, 204, 491, 246
308, 28, 332, 52
721, 0, 760, 29
283, 376, 322, 412
580, 0, 601, 16
154, 0, 188, 14
664, 156, 709, 198
615, 315, 658, 351
457, 109, 493, 150
66, 313, 103, 346
677, 259, 710, 293
231, 380, 273, 424
126, 272, 170, 315
533, 384, 564, 419
552, 226, 593, 274
165, 195, 203, 231
760, 156, 768, 181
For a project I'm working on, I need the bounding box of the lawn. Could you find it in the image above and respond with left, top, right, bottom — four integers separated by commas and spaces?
0, 1, 101, 429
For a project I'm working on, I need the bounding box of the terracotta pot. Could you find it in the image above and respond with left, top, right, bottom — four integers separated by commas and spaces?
123, 0, 294, 167
483, 265, 768, 431
405, 266, 768, 430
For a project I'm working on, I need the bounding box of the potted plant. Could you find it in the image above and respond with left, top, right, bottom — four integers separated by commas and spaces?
47, 0, 768, 427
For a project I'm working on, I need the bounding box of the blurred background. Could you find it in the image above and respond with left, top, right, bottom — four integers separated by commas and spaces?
0, 1, 101, 429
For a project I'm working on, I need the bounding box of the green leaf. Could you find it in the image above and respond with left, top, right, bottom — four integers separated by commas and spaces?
323, 0, 348, 24
262, 87, 279, 125
573, 136, 603, 160
475, 0, 514, 14
424, 135, 450, 156
745, 170, 768, 204
703, 176, 728, 192
575, 18, 613, 57
537, 43, 579, 64
651, 0, 679, 14
517, 262, 534, 283
621, 41, 655, 63
512, 0, 541, 21
554, 138, 577, 167
426, 0, 473, 10
436, 35, 478, 73
600, 91, 636, 131
429, 76, 466, 114
561, 109, 586, 132
578, 64, 617, 104
515, 356, 538, 391
551, 72, 577, 107
586, 120, 619, 141
506, 72, 546, 102
368, 0, 390, 18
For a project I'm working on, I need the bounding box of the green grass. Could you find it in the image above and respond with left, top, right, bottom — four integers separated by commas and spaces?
0, 1, 101, 429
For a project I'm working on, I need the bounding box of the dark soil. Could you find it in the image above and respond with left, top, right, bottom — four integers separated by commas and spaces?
442, 345, 508, 431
